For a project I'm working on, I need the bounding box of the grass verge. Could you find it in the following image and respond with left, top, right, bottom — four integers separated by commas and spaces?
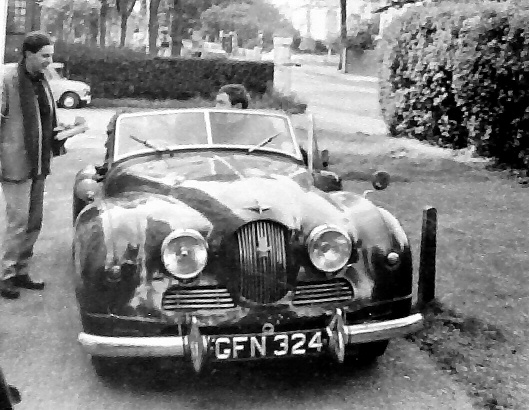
327, 131, 529, 409
91, 90, 307, 114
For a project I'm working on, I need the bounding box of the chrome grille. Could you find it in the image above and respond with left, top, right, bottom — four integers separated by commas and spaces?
293, 279, 353, 306
162, 286, 235, 311
236, 221, 289, 304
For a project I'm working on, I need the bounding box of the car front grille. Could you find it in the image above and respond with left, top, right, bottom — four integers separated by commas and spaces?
293, 279, 353, 306
235, 221, 289, 304
162, 286, 235, 310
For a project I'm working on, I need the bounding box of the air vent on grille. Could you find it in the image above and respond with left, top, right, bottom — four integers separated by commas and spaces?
162, 286, 235, 311
293, 279, 353, 306
235, 221, 289, 304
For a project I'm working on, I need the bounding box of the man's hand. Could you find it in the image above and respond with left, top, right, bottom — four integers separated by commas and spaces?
54, 116, 88, 141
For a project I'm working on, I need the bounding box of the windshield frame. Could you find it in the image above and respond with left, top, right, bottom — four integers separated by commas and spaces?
112, 108, 304, 163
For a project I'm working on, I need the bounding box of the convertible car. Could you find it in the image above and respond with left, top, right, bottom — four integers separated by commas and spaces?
72, 108, 433, 376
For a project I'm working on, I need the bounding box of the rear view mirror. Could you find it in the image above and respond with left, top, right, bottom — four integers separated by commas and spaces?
372, 170, 390, 190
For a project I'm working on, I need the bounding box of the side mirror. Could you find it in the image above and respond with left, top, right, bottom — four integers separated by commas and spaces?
321, 149, 329, 169
372, 170, 390, 191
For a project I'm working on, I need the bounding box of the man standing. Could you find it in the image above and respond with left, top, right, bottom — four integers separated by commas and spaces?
0, 32, 65, 299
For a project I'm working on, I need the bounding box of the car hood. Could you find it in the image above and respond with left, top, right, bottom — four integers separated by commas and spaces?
104, 153, 359, 242
50, 78, 89, 91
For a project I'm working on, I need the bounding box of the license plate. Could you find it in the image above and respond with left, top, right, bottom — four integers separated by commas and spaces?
211, 330, 326, 361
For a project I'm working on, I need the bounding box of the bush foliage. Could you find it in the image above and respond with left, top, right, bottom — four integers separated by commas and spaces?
51, 42, 274, 101
379, 0, 529, 168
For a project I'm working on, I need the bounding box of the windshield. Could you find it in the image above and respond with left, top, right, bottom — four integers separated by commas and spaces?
113, 109, 301, 161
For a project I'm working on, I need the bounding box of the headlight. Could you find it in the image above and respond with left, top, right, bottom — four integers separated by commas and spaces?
307, 225, 352, 273
161, 229, 208, 279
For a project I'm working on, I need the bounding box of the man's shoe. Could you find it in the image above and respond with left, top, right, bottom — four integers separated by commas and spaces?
0, 279, 20, 299
12, 275, 45, 290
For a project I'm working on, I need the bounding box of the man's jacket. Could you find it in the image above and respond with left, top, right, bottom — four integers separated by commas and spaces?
0, 62, 63, 182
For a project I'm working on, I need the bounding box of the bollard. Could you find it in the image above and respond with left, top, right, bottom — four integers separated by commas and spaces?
417, 206, 437, 310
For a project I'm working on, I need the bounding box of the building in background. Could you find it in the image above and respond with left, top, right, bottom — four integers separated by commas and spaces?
6, 0, 41, 57
269, 0, 385, 43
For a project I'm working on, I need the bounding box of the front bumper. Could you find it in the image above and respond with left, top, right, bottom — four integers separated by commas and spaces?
81, 95, 91, 105
78, 313, 423, 359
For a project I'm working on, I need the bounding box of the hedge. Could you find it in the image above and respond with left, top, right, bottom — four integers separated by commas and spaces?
379, 0, 529, 168
51, 42, 274, 101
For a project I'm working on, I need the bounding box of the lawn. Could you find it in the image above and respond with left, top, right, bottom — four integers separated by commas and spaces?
323, 129, 529, 410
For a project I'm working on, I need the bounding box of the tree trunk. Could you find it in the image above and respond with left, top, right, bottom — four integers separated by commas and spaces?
88, 7, 99, 46
100, 0, 109, 47
120, 14, 128, 47
170, 0, 183, 56
149, 0, 162, 56
339, 0, 347, 71
56, 11, 65, 42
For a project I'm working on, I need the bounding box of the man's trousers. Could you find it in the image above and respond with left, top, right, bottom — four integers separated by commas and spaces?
1, 178, 45, 280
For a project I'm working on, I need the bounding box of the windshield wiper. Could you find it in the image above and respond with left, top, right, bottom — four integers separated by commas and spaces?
247, 132, 281, 153
129, 135, 169, 154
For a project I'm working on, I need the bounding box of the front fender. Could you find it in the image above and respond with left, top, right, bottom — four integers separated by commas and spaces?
74, 194, 215, 318
329, 192, 413, 303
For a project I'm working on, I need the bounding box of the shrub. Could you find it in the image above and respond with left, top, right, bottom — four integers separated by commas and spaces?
453, 3, 529, 168
91, 89, 308, 115
379, 0, 529, 168
52, 42, 274, 101
379, 2, 477, 148
251, 88, 307, 114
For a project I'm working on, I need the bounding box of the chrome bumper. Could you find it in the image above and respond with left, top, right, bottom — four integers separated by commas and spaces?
78, 313, 423, 358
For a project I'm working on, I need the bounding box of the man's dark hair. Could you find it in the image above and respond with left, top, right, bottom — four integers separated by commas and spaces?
218, 84, 249, 109
21, 31, 52, 57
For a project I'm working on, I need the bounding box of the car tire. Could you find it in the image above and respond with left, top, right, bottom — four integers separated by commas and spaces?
59, 92, 80, 109
90, 356, 137, 382
90, 356, 115, 379
346, 340, 389, 365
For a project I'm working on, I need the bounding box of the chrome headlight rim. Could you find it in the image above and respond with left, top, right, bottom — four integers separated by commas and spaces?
307, 224, 353, 273
161, 229, 208, 280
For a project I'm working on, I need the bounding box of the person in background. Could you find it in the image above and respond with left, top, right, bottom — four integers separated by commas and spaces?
157, 29, 172, 58
0, 32, 67, 299
214, 84, 307, 162
215, 83, 250, 109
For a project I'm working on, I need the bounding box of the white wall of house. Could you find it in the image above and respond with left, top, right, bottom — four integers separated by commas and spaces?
269, 0, 386, 42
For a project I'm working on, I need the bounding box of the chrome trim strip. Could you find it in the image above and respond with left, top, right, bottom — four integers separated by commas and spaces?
344, 313, 423, 344
78, 333, 186, 357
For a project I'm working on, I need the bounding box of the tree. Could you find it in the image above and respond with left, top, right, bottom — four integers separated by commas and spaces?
200, 0, 295, 48
148, 0, 162, 55
338, 0, 346, 70
170, 0, 184, 56
116, 0, 138, 47
41, 0, 100, 44
99, 0, 110, 47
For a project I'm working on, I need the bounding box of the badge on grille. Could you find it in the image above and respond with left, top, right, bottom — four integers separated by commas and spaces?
326, 308, 346, 363
245, 200, 271, 215
188, 317, 209, 373
256, 233, 271, 258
